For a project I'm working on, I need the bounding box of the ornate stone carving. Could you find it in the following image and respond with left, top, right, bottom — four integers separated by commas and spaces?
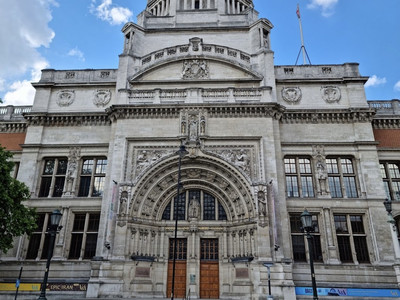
188, 195, 200, 220
281, 87, 302, 104
211, 148, 252, 178
180, 110, 207, 144
321, 86, 341, 103
57, 90, 75, 107
182, 59, 209, 79
189, 37, 202, 51
64, 147, 81, 197
93, 89, 111, 107
119, 191, 128, 216
135, 149, 170, 175
312, 145, 329, 196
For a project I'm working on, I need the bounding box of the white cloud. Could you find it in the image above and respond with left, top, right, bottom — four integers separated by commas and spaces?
91, 0, 133, 25
68, 47, 85, 62
0, 0, 57, 105
365, 75, 387, 88
307, 0, 339, 17
394, 81, 400, 92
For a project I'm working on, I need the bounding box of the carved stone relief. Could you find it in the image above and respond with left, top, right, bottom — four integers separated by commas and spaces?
135, 149, 171, 177
180, 110, 207, 144
211, 148, 252, 178
321, 86, 341, 103
312, 145, 329, 196
182, 59, 209, 79
281, 87, 302, 104
93, 89, 111, 107
57, 90, 75, 107
64, 147, 80, 197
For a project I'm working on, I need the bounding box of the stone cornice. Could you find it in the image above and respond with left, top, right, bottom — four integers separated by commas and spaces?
24, 112, 111, 127
0, 122, 27, 133
281, 108, 375, 124
106, 103, 286, 121
372, 117, 400, 129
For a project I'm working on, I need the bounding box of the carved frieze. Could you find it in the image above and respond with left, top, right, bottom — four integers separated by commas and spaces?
281, 87, 302, 104
211, 148, 252, 178
321, 86, 341, 103
135, 149, 171, 176
182, 59, 209, 80
57, 90, 75, 107
93, 89, 111, 107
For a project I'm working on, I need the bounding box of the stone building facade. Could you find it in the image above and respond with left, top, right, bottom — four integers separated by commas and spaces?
1, 0, 400, 299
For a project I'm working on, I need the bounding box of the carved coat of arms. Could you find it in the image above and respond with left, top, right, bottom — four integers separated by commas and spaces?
182, 60, 209, 80
281, 87, 302, 104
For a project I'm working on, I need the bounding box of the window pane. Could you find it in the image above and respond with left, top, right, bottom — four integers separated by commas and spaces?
326, 158, 338, 174
52, 177, 65, 197
354, 236, 369, 263
173, 193, 186, 220
95, 159, 107, 174
84, 233, 98, 259
203, 193, 215, 220
41, 234, 50, 259
88, 214, 100, 231
393, 182, 400, 201
350, 216, 365, 234
292, 235, 306, 262
57, 159, 68, 175
380, 164, 387, 179
299, 158, 311, 174
26, 234, 42, 259
344, 177, 358, 198
341, 159, 354, 174
284, 158, 296, 174
218, 202, 227, 220
78, 177, 91, 197
69, 234, 83, 259
337, 236, 353, 262
389, 164, 400, 179
312, 236, 323, 262
383, 181, 392, 200
301, 176, 314, 197
334, 215, 348, 233
286, 176, 299, 197
39, 177, 52, 197
81, 159, 94, 175
328, 176, 342, 198
290, 215, 303, 233
92, 177, 105, 197
162, 202, 171, 220
73, 214, 86, 231
43, 159, 55, 175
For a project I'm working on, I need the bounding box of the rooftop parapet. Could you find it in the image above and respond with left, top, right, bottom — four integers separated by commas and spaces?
0, 106, 32, 121
369, 100, 400, 116
275, 63, 366, 81
35, 69, 118, 85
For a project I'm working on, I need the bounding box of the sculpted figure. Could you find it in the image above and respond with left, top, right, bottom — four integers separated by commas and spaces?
257, 190, 267, 217
316, 160, 328, 194
119, 191, 128, 215
188, 196, 200, 219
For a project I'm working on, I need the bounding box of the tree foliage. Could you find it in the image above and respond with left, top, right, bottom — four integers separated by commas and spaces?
0, 147, 36, 253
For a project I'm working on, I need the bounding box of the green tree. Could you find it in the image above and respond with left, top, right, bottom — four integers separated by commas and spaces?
0, 146, 36, 253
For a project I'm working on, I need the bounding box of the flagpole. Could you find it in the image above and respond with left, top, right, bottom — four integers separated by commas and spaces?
297, 4, 307, 65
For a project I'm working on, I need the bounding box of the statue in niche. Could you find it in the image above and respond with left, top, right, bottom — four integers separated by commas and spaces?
119, 191, 128, 215
189, 116, 198, 141
188, 196, 200, 219
200, 116, 206, 135
316, 160, 328, 194
181, 115, 186, 135
257, 190, 267, 217
64, 148, 80, 196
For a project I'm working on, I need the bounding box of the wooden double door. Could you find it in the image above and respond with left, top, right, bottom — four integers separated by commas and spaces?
167, 238, 220, 299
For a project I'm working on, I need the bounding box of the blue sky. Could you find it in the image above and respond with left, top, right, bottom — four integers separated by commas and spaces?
0, 0, 399, 105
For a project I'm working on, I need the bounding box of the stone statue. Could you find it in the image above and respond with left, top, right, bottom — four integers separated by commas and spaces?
316, 160, 328, 194
189, 117, 198, 141
188, 196, 200, 219
119, 191, 128, 216
257, 190, 267, 217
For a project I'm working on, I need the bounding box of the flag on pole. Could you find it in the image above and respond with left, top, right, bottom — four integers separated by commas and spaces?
296, 4, 301, 19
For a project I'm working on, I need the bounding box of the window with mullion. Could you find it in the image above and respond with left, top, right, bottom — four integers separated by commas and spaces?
69, 213, 100, 260
284, 157, 314, 198
39, 158, 67, 197
327, 157, 358, 198
334, 214, 369, 263
26, 213, 50, 260
78, 158, 107, 197
381, 162, 400, 201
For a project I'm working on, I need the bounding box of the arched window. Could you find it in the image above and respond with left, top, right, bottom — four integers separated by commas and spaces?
162, 189, 227, 221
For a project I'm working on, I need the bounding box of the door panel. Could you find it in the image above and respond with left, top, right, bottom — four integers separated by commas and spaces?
167, 238, 187, 298
200, 238, 219, 299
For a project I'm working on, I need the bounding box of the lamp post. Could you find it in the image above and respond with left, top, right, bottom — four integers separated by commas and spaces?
38, 209, 62, 300
383, 199, 400, 260
171, 144, 188, 300
262, 262, 274, 299
301, 209, 318, 300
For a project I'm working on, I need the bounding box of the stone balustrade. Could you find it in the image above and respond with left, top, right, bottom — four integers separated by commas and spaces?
0, 105, 32, 121
38, 69, 118, 84
127, 87, 270, 104
368, 100, 400, 115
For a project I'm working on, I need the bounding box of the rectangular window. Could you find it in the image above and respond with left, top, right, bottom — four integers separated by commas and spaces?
39, 158, 68, 197
203, 193, 216, 220
26, 213, 49, 259
334, 214, 369, 263
284, 157, 314, 198
290, 214, 322, 262
380, 162, 400, 201
12, 162, 20, 179
78, 158, 107, 197
327, 158, 358, 198
68, 213, 100, 259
